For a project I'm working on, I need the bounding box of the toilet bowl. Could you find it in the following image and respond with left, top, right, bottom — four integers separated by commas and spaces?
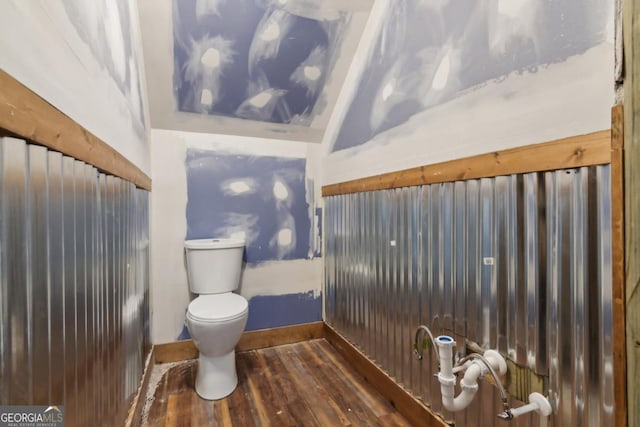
186, 293, 248, 400
184, 238, 248, 400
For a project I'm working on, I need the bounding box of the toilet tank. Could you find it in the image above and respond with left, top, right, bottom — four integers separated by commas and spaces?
184, 238, 245, 294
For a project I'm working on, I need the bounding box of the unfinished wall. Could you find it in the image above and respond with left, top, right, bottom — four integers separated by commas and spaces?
0, 3, 151, 423
150, 129, 322, 343
325, 165, 614, 426
322, 0, 614, 184
0, 0, 150, 173
0, 137, 149, 425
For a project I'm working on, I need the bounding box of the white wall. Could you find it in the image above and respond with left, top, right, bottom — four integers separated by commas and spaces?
150, 129, 323, 344
0, 0, 150, 173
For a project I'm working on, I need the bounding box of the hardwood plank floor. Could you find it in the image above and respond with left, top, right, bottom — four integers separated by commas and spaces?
141, 339, 412, 426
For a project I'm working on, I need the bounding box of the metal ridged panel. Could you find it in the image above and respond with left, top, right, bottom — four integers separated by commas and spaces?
48, 150, 65, 406
0, 137, 149, 426
325, 166, 614, 426
29, 145, 49, 404
0, 138, 30, 404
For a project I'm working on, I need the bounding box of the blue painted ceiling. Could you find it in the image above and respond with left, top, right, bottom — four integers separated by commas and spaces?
172, 0, 350, 127
141, 0, 610, 147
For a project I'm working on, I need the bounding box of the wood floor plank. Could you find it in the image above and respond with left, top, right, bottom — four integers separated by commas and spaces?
214, 397, 231, 426
379, 411, 413, 427
251, 350, 299, 426
175, 391, 192, 427
276, 345, 347, 426
228, 356, 259, 427
190, 387, 213, 426
141, 339, 412, 427
289, 342, 363, 426
258, 347, 300, 405
292, 342, 384, 426
300, 350, 383, 427
237, 354, 285, 426
311, 339, 397, 417
314, 338, 394, 413
164, 395, 180, 427
286, 398, 322, 427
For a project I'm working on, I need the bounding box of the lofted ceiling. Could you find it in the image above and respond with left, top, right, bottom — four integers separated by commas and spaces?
138, 0, 373, 143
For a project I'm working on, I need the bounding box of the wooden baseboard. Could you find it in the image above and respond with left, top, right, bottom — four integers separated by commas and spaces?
154, 321, 326, 364
323, 323, 447, 427
124, 348, 155, 427
154, 339, 199, 364
237, 321, 325, 352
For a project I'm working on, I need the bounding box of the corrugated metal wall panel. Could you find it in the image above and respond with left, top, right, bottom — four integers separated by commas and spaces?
0, 137, 149, 426
325, 165, 614, 427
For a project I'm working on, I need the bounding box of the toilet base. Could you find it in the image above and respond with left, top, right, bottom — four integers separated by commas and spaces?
194, 350, 238, 400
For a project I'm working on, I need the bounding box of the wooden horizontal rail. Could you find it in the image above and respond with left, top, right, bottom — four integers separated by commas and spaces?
610, 104, 627, 427
0, 69, 151, 190
236, 320, 325, 352
153, 321, 326, 364
322, 129, 612, 197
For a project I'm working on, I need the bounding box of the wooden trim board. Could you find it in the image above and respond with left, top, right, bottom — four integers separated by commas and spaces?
323, 323, 447, 427
125, 348, 155, 427
153, 339, 199, 364
0, 70, 151, 190
623, 1, 640, 425
153, 321, 325, 364
237, 320, 324, 352
611, 104, 627, 427
322, 130, 611, 197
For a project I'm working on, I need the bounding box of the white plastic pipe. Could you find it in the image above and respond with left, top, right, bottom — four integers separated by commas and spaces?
509, 393, 553, 418
435, 335, 507, 413
435, 335, 456, 379
435, 335, 481, 412
446, 363, 481, 411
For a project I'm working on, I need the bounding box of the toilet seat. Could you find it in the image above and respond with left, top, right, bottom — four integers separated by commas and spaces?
187, 293, 248, 323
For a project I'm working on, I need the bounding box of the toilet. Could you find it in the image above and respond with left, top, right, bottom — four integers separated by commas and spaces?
184, 238, 249, 400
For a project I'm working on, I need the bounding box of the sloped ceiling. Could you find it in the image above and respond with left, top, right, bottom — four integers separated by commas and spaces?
138, 0, 373, 143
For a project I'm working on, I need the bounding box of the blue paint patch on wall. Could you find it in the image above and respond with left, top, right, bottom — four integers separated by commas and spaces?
245, 291, 321, 331
186, 149, 311, 264
172, 0, 349, 125
331, 0, 611, 152
178, 323, 191, 341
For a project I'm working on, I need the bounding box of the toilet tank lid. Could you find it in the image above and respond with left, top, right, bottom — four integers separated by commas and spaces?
184, 238, 245, 250
188, 293, 248, 322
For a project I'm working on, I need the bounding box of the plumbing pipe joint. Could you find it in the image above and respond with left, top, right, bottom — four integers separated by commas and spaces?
444, 359, 483, 412
498, 393, 553, 420
459, 363, 482, 392
437, 372, 457, 387
434, 335, 507, 413
483, 349, 508, 376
